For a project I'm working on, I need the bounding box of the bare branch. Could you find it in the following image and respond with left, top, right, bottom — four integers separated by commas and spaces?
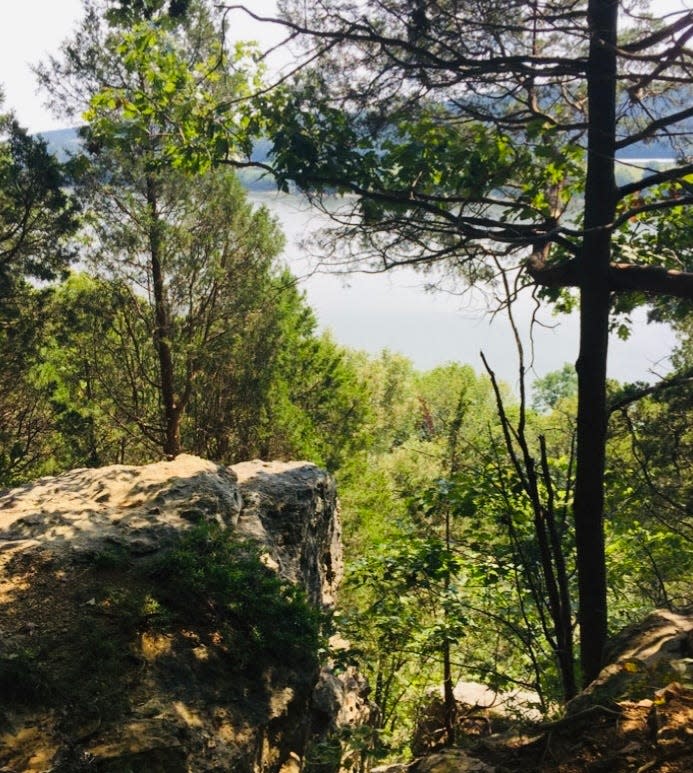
618, 163, 693, 199
608, 368, 693, 415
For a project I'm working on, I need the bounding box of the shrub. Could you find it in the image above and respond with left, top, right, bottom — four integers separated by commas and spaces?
154, 524, 322, 672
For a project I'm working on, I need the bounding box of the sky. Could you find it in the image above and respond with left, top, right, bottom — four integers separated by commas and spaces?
0, 0, 285, 132
0, 0, 688, 387
2, 0, 690, 133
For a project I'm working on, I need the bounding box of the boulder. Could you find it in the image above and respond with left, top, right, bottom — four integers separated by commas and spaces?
412, 681, 542, 756
373, 751, 495, 773
411, 749, 495, 772
568, 607, 693, 713
0, 455, 341, 772
372, 766, 409, 773
310, 663, 376, 771
451, 681, 542, 721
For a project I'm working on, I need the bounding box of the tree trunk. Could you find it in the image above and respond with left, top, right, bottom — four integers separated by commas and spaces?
442, 634, 455, 746
441, 499, 456, 743
573, 0, 618, 687
146, 173, 181, 459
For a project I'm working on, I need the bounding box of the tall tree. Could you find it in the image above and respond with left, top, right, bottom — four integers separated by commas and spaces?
185, 268, 371, 469
220, 0, 693, 685
35, 273, 160, 468
0, 94, 77, 297
0, 283, 58, 485
0, 93, 78, 483
38, 0, 268, 458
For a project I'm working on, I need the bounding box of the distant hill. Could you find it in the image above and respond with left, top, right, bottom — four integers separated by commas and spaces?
38, 126, 675, 188
37, 127, 277, 190
38, 127, 84, 162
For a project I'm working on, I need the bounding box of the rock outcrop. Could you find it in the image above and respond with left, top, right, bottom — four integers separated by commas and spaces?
568, 607, 693, 714
311, 664, 375, 771
234, 460, 342, 608
0, 455, 343, 772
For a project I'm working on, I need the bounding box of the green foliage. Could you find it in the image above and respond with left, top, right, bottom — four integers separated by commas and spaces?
0, 7, 689, 764
154, 524, 322, 671
266, 77, 380, 196
606, 522, 693, 623
1, 266, 371, 477
532, 364, 578, 413
27, 1, 374, 465
334, 346, 658, 746
612, 181, 692, 327
266, 87, 585, 245
31, 273, 157, 468
248, 1, 692, 690
183, 266, 371, 468
35, 1, 275, 457
0, 282, 63, 485
335, 362, 579, 752
352, 350, 419, 452
603, 337, 693, 624
0, 99, 79, 484
0, 111, 78, 297
105, 0, 193, 25
304, 734, 343, 773
83, 14, 264, 173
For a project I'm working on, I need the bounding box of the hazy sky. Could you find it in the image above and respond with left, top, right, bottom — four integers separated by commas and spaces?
0, 0, 285, 132
0, 0, 686, 386
252, 193, 677, 388
2, 0, 690, 133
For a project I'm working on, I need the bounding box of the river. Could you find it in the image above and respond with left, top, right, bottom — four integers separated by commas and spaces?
250, 190, 677, 391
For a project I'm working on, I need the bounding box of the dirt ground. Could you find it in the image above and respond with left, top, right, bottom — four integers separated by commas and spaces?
472, 683, 693, 773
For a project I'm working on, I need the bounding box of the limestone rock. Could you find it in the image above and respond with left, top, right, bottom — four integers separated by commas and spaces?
604, 607, 693, 667
0, 455, 340, 773
234, 459, 343, 607
74, 719, 188, 772
373, 750, 495, 773
412, 681, 542, 757
372, 765, 410, 773
311, 663, 376, 771
313, 666, 373, 730
411, 748, 495, 772
0, 454, 242, 558
568, 607, 693, 713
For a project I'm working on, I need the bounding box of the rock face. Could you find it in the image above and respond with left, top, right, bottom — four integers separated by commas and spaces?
0, 455, 343, 772
233, 460, 343, 608
311, 664, 375, 771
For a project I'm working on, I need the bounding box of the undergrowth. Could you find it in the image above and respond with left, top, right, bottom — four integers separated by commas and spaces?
152, 523, 322, 673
